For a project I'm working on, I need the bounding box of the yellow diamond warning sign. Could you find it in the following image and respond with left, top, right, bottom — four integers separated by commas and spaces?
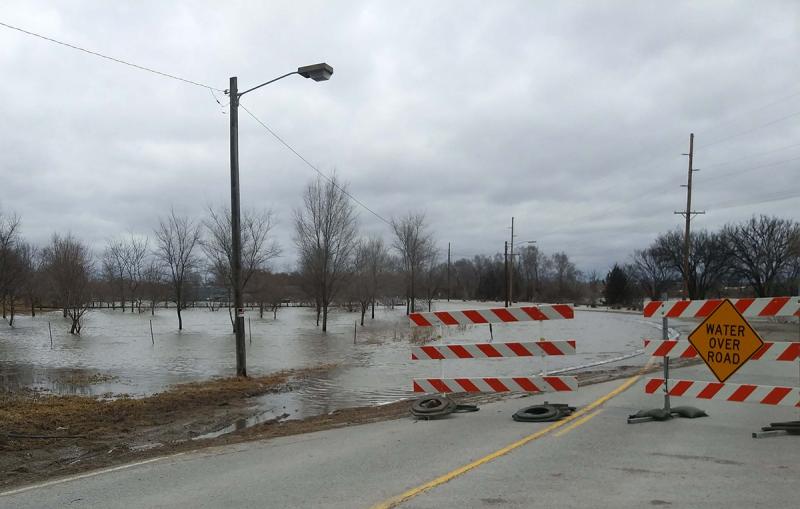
688, 299, 764, 382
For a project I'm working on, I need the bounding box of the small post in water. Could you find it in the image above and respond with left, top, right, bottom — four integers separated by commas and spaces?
249, 317, 252, 345
150, 319, 154, 345
48, 321, 53, 349
353, 320, 357, 344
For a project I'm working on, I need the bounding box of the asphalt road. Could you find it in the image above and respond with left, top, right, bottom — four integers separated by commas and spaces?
2, 360, 798, 508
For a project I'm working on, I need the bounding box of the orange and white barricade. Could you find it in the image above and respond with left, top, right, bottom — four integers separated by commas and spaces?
640, 296, 799, 413
409, 305, 578, 395
643, 339, 800, 407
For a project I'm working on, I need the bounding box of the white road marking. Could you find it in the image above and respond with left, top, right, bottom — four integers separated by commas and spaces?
0, 453, 185, 497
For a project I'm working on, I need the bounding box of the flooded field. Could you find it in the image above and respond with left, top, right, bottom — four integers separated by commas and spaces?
0, 301, 668, 413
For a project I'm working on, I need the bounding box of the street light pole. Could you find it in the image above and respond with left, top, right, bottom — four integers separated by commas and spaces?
227, 63, 333, 378
229, 76, 246, 377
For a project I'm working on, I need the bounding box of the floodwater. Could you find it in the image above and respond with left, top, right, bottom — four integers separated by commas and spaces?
0, 301, 666, 419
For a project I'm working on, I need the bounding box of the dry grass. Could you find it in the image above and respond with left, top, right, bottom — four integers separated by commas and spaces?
0, 367, 331, 440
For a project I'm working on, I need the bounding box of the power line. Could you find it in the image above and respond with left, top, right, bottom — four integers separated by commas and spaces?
238, 103, 392, 226
567, 133, 800, 229
697, 89, 800, 136
707, 190, 800, 211
700, 141, 800, 169
0, 20, 223, 92
697, 110, 800, 150
697, 154, 800, 183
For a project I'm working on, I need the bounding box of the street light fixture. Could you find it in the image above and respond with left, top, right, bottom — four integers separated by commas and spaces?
227, 62, 333, 377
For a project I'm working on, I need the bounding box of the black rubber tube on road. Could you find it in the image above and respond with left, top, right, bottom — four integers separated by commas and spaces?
513, 403, 577, 422
410, 395, 457, 419
512, 404, 559, 422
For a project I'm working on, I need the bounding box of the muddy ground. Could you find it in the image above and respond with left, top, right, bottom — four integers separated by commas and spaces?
0, 359, 690, 491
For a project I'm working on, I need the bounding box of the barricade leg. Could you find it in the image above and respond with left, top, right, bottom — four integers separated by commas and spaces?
663, 316, 670, 413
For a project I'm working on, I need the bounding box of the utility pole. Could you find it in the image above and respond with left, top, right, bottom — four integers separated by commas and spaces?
447, 242, 451, 302
674, 133, 704, 300
229, 76, 247, 377
509, 217, 515, 305
504, 241, 509, 307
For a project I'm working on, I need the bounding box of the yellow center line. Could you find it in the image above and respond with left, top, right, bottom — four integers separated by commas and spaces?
370, 372, 645, 509
553, 409, 603, 437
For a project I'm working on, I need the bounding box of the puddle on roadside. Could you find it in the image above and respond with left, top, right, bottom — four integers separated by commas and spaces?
192, 392, 305, 440
192, 387, 413, 441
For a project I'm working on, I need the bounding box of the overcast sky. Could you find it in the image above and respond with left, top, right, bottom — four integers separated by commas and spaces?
1, 1, 798, 275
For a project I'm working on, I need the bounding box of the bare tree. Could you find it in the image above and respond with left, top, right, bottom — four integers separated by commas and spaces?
391, 212, 435, 314
550, 252, 581, 302
102, 240, 127, 311
518, 244, 544, 302
2, 247, 24, 326
721, 215, 800, 297
4, 242, 40, 325
202, 206, 280, 331
419, 254, 444, 312
0, 211, 21, 321
249, 269, 288, 319
352, 237, 390, 325
630, 247, 673, 300
352, 241, 372, 326
154, 209, 202, 330
366, 237, 389, 319
42, 234, 93, 334
294, 174, 358, 332
451, 258, 478, 300
142, 259, 165, 316
18, 242, 41, 318
123, 236, 149, 312
653, 229, 728, 299
102, 235, 149, 313
585, 270, 603, 306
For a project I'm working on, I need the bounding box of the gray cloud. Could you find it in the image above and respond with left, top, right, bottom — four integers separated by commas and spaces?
1, 0, 798, 275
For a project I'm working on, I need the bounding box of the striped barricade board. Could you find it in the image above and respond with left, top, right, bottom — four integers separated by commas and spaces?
409, 304, 573, 327
645, 378, 800, 408
409, 304, 578, 396
643, 296, 799, 319
644, 339, 800, 362
412, 340, 576, 360
413, 376, 578, 394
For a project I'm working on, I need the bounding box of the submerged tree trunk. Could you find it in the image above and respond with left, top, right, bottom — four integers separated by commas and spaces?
69, 313, 81, 335
7, 295, 15, 326
177, 303, 183, 331
371, 299, 375, 320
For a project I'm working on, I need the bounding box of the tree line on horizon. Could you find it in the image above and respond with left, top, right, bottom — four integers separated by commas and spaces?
0, 173, 585, 335
604, 215, 800, 307
2, 180, 798, 335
